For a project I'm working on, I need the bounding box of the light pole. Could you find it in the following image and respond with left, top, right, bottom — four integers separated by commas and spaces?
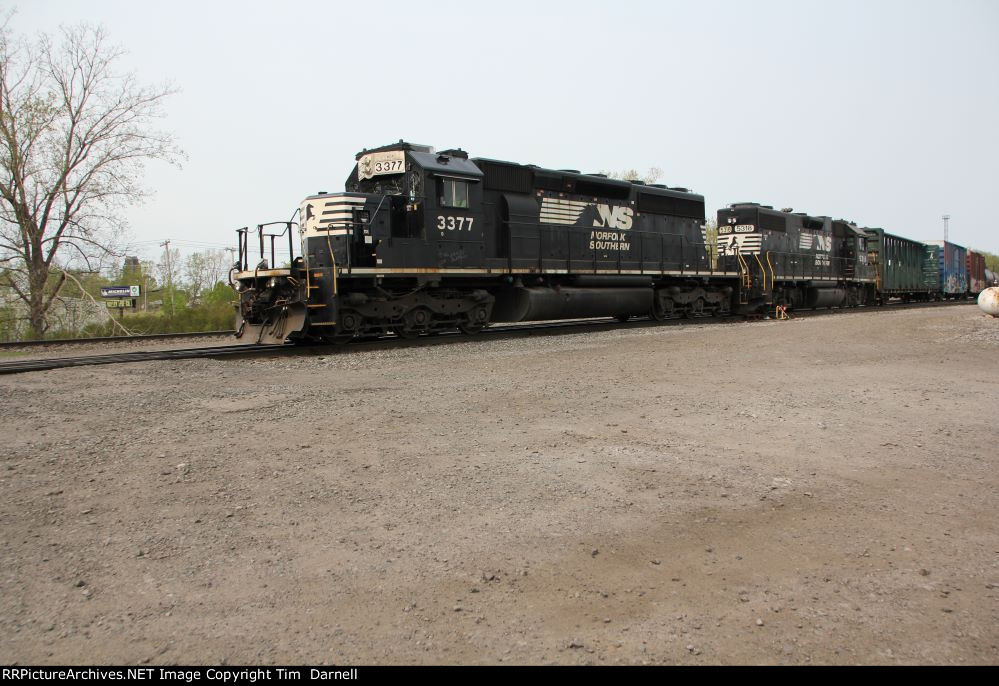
160, 239, 173, 317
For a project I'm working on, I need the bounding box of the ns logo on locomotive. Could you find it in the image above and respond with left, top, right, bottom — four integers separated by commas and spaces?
229, 141, 986, 344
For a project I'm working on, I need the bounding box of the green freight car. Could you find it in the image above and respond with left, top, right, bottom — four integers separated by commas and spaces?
865, 228, 940, 302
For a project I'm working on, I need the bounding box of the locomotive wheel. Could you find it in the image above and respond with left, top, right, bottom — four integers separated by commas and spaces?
649, 306, 666, 322
411, 307, 431, 327
396, 306, 433, 338
340, 311, 362, 332
460, 305, 491, 334
329, 310, 362, 344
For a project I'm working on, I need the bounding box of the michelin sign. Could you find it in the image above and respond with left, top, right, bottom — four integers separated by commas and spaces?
101, 285, 141, 298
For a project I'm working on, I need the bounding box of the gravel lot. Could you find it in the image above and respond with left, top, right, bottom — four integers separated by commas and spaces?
1, 304, 997, 665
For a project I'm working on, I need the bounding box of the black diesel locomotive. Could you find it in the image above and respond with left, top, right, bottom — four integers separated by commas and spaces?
717, 203, 877, 310
231, 142, 876, 344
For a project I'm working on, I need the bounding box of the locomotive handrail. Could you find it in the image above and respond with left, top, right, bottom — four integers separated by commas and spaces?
258, 222, 297, 271
754, 254, 768, 291
236, 226, 249, 272
737, 254, 750, 288
326, 234, 339, 295
236, 221, 298, 272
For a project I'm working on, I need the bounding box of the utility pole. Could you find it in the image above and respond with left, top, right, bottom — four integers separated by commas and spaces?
160, 239, 173, 317
942, 215, 950, 243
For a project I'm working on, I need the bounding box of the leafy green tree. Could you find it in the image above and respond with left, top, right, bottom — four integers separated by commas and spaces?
977, 250, 998, 274
202, 281, 234, 308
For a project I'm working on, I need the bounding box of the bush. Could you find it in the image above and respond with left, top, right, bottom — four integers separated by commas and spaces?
78, 300, 236, 337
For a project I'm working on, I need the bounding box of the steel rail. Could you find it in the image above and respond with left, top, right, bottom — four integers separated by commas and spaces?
0, 343, 284, 375
0, 330, 236, 349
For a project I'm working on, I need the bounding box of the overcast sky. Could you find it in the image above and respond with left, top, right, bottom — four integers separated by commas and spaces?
9, 0, 999, 262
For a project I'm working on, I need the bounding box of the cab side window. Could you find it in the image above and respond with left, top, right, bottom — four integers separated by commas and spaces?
438, 178, 469, 209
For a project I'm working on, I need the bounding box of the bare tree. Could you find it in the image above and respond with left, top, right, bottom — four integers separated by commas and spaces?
0, 15, 181, 337
600, 167, 664, 184
183, 249, 228, 301
157, 244, 180, 313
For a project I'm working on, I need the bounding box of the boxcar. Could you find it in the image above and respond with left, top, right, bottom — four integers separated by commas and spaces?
864, 229, 940, 302
967, 250, 987, 296
926, 241, 969, 298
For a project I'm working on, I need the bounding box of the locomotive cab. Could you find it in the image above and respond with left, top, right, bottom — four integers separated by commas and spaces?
344, 143, 487, 269
300, 143, 488, 276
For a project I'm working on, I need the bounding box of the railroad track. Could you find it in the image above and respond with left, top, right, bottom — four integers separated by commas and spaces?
0, 330, 237, 349
0, 299, 976, 376
0, 330, 236, 349
0, 343, 286, 375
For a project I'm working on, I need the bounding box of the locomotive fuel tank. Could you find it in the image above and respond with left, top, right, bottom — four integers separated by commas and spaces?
806, 287, 847, 308
491, 286, 654, 322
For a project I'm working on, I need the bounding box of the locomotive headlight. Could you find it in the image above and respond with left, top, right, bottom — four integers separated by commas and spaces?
267, 277, 280, 289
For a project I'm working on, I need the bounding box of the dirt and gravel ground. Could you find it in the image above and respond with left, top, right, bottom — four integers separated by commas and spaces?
1, 304, 997, 665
